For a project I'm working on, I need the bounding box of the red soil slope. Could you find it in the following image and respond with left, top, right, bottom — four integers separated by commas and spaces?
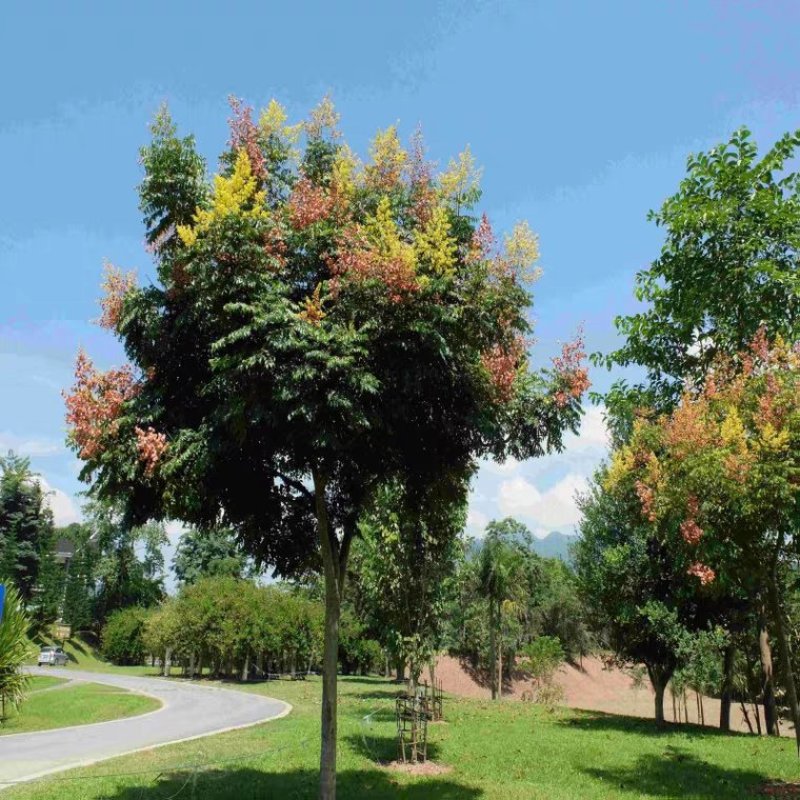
434, 654, 789, 737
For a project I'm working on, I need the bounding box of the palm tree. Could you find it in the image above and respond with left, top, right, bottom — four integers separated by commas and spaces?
478, 520, 530, 700
0, 585, 32, 721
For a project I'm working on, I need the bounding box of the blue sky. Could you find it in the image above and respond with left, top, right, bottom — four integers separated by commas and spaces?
2, 1, 799, 557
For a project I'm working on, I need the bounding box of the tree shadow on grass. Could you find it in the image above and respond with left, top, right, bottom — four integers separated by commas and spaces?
345, 731, 443, 765
95, 766, 481, 800
558, 709, 751, 740
583, 747, 775, 799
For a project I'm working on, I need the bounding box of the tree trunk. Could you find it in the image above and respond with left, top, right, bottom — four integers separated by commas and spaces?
647, 666, 669, 726
396, 657, 406, 683
241, 653, 249, 682
498, 640, 504, 700
320, 565, 340, 800
758, 608, 779, 736
654, 681, 666, 725
719, 643, 734, 732
741, 701, 754, 734
489, 599, 498, 700
163, 647, 172, 678
313, 468, 352, 800
767, 562, 800, 755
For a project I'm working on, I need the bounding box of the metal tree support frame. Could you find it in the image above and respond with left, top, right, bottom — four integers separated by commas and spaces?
395, 694, 428, 764
426, 678, 444, 722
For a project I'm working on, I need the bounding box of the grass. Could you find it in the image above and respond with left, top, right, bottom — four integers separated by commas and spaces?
2, 673, 799, 799
27, 675, 69, 692
30, 634, 163, 676
0, 681, 161, 735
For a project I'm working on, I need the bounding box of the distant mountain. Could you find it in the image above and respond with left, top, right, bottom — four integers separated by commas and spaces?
531, 531, 575, 562
465, 529, 577, 564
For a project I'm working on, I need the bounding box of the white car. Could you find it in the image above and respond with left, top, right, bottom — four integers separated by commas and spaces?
37, 646, 68, 667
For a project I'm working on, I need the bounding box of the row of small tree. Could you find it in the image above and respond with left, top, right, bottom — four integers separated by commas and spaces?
101, 576, 386, 680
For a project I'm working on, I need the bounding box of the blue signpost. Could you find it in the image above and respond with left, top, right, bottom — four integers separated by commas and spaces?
0, 584, 5, 624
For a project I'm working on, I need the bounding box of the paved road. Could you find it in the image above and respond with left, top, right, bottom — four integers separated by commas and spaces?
0, 668, 291, 789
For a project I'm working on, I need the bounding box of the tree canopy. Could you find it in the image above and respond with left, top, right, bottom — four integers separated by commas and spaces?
599, 128, 800, 436
64, 96, 588, 798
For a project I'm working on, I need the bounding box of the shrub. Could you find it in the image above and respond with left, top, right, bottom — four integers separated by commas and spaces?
0, 586, 32, 719
101, 607, 149, 665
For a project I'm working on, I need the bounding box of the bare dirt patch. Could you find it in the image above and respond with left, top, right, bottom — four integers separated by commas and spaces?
435, 653, 791, 737
385, 760, 453, 776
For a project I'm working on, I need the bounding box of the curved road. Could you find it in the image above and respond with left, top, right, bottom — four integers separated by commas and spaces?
0, 668, 291, 789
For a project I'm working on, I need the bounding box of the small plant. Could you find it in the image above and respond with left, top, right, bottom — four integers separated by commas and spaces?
0, 585, 32, 722
520, 636, 564, 711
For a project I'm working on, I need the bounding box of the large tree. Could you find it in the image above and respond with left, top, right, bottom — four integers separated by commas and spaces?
599, 127, 800, 437
612, 336, 800, 747
0, 453, 57, 615
172, 526, 250, 586
64, 98, 587, 798
575, 468, 716, 725
88, 504, 166, 626
478, 518, 539, 700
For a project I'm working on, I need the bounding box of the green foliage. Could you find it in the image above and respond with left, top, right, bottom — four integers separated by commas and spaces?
338, 610, 382, 675
0, 585, 32, 718
349, 481, 463, 682
534, 558, 594, 662
91, 505, 166, 626
519, 635, 563, 682
600, 127, 800, 420
0, 453, 57, 624
59, 523, 98, 632
172, 526, 250, 586
574, 471, 714, 703
101, 606, 150, 665
138, 105, 208, 261
444, 519, 590, 685
143, 577, 327, 679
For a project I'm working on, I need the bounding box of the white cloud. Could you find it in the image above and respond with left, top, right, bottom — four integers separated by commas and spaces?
165, 520, 187, 541
466, 507, 489, 535
36, 477, 81, 527
497, 472, 588, 532
482, 456, 521, 475
0, 431, 63, 458
564, 405, 609, 453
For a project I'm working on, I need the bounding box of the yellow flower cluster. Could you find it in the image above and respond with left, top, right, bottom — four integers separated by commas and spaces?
439, 146, 482, 207
366, 126, 407, 190
365, 197, 415, 271
413, 205, 457, 278
177, 150, 269, 247
331, 144, 361, 200
504, 221, 542, 282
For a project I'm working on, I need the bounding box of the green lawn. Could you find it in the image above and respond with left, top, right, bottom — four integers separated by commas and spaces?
30, 635, 163, 676
0, 681, 161, 735
27, 675, 69, 692
3, 673, 799, 799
